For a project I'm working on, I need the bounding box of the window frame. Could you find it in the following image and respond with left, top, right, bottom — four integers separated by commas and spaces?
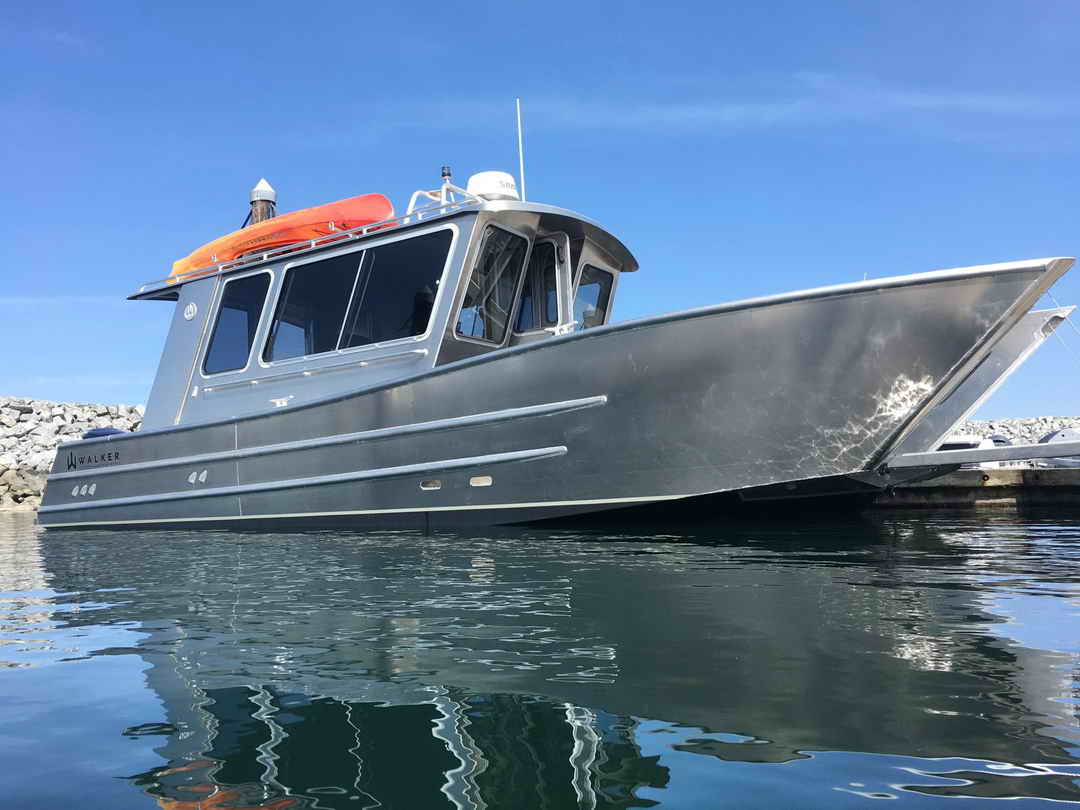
454, 223, 533, 348
572, 262, 618, 330
261, 248, 365, 365
257, 223, 459, 370
199, 268, 275, 379
512, 236, 567, 336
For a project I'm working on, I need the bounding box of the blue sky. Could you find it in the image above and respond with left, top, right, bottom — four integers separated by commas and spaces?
2, 0, 1080, 417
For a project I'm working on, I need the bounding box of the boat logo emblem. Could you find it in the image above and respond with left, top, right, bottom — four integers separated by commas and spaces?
66, 449, 121, 471
183, 302, 198, 321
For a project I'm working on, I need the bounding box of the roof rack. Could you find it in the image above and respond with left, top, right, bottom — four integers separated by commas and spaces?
132, 192, 484, 298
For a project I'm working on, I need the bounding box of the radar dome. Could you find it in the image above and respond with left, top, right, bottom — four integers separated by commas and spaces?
466, 171, 520, 201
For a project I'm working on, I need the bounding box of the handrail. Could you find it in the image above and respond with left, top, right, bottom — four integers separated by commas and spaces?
200, 349, 429, 394
406, 181, 484, 215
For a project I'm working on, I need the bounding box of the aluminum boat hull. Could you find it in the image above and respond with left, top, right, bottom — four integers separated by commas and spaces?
38, 258, 1072, 529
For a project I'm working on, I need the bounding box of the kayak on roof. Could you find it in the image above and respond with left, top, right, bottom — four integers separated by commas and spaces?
171, 193, 395, 279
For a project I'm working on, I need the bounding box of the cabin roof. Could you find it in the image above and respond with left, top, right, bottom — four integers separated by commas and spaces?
129, 199, 638, 301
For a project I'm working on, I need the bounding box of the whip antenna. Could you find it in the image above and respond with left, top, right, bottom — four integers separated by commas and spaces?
516, 98, 526, 201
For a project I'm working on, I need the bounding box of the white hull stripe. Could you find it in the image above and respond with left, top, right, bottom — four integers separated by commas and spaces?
39, 493, 686, 528
39, 446, 567, 515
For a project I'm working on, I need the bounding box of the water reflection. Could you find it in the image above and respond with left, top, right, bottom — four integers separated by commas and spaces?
1, 512, 1079, 806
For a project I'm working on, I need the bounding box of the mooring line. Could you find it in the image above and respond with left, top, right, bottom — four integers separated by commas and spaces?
1046, 292, 1080, 369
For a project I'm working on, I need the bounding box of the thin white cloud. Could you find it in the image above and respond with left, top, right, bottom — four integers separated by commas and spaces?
7, 373, 149, 387
41, 30, 89, 49
0, 296, 126, 307
0, 24, 100, 53
377, 73, 1078, 143
0, 374, 151, 406
790, 71, 1063, 118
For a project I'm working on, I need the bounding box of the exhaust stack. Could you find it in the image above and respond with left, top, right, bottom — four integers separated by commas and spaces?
249, 178, 277, 224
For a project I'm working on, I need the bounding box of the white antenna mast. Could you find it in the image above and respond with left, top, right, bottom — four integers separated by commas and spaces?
516, 97, 526, 201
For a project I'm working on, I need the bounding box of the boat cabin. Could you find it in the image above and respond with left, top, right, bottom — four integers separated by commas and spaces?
131, 173, 638, 431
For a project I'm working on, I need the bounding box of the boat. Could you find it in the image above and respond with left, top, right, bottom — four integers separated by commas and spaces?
37, 169, 1080, 529
1036, 428, 1080, 468
935, 433, 999, 470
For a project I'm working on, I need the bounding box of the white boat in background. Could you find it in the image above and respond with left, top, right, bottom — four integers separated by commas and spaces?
1036, 428, 1080, 468
936, 433, 1000, 469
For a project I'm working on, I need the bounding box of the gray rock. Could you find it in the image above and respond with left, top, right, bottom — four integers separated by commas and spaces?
32, 423, 57, 440
962, 417, 1080, 445
0, 398, 144, 509
9, 422, 34, 439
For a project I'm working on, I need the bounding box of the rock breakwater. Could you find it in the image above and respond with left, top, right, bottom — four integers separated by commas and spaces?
0, 397, 142, 510
962, 416, 1080, 445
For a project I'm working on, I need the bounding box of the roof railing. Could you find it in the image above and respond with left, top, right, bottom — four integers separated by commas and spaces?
405, 180, 484, 216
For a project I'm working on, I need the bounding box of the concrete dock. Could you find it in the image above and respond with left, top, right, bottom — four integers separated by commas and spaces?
877, 468, 1080, 509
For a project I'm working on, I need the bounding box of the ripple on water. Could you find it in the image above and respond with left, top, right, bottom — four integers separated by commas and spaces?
0, 511, 1078, 807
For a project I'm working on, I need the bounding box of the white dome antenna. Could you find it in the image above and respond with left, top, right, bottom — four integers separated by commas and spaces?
466, 171, 520, 201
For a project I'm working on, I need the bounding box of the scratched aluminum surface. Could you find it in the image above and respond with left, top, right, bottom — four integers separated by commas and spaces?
38, 261, 1060, 528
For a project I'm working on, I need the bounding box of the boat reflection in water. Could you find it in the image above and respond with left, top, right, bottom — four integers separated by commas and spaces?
126, 690, 666, 809
6, 514, 1080, 806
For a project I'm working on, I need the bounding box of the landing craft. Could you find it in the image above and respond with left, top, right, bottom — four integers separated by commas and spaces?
38, 170, 1080, 528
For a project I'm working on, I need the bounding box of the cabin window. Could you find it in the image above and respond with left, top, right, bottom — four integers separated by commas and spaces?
456, 226, 528, 344
263, 252, 362, 362
515, 241, 559, 332
262, 230, 454, 363
339, 230, 451, 349
202, 272, 271, 374
574, 265, 614, 329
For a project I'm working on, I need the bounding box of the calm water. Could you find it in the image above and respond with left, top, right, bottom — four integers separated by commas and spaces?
1, 512, 1079, 808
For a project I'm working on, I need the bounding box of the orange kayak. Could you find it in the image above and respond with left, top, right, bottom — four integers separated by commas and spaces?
171, 193, 395, 279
